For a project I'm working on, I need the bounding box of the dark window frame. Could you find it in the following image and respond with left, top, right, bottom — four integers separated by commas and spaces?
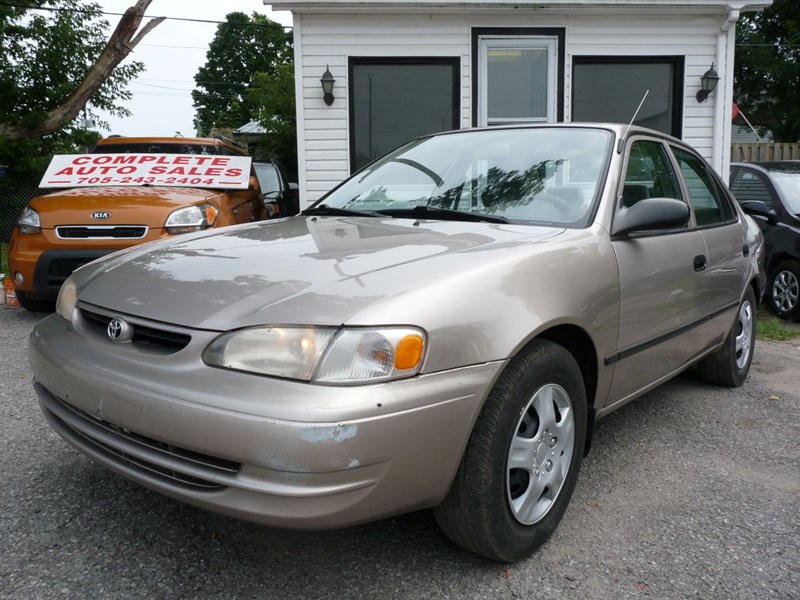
571, 55, 685, 138
347, 56, 461, 174
471, 27, 566, 127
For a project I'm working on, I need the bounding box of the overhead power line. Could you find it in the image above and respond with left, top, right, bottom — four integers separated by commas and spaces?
0, 2, 293, 30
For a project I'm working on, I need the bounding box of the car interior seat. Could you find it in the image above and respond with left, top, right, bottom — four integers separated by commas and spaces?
621, 184, 650, 208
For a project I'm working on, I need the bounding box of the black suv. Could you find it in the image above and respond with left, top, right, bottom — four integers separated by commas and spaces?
730, 161, 800, 321
254, 161, 299, 217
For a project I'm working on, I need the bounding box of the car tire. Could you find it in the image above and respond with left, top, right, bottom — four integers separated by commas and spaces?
697, 286, 757, 387
767, 260, 800, 322
434, 339, 587, 562
15, 291, 55, 313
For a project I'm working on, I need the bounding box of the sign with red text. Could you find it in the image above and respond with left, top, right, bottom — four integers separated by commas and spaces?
40, 154, 252, 189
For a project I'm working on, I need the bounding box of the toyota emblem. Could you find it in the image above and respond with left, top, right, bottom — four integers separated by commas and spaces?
92, 211, 112, 220
107, 317, 133, 342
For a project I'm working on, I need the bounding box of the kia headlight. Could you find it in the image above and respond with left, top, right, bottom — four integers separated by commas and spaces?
17, 206, 41, 234
165, 203, 219, 234
203, 326, 427, 384
56, 276, 78, 322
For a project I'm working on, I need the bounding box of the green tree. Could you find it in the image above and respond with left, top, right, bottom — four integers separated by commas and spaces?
248, 62, 297, 177
0, 0, 161, 177
192, 12, 293, 134
734, 0, 800, 141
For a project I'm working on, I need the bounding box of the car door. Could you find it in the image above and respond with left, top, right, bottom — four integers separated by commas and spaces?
608, 137, 710, 403
671, 146, 749, 322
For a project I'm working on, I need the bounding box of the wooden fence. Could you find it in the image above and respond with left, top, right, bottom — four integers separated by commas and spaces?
731, 143, 800, 162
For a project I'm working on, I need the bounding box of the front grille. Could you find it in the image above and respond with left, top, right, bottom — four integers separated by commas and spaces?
80, 308, 191, 353
56, 225, 148, 239
41, 387, 240, 491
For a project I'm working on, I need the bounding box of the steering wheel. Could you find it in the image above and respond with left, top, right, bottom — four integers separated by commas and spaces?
531, 193, 576, 220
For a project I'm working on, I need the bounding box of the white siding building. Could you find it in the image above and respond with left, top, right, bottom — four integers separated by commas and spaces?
265, 0, 772, 208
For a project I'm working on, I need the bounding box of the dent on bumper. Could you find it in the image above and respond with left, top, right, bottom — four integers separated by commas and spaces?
29, 316, 503, 529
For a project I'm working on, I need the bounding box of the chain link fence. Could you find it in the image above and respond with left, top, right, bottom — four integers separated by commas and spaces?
1, 176, 42, 244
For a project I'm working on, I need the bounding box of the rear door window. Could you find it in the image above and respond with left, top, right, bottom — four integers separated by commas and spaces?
671, 147, 735, 226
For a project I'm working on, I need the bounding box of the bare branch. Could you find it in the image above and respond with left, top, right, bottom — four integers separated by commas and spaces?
0, 0, 163, 141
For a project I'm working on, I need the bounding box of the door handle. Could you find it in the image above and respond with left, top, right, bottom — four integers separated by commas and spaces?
742, 244, 750, 257
694, 255, 707, 272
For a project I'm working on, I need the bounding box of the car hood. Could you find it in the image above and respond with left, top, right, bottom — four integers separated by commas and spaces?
31, 186, 224, 228
75, 216, 566, 330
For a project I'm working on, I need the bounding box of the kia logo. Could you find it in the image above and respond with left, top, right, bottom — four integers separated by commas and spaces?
92, 211, 112, 220
107, 317, 133, 343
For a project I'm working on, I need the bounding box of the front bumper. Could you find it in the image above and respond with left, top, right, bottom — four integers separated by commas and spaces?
30, 312, 503, 529
9, 227, 169, 299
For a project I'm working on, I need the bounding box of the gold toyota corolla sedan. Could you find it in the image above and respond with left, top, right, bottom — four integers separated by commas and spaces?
30, 124, 765, 562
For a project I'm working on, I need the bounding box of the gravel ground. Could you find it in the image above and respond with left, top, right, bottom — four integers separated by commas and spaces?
1, 306, 798, 599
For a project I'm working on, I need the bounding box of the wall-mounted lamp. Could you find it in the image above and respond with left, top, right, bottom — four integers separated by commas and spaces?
695, 64, 720, 103
321, 65, 335, 106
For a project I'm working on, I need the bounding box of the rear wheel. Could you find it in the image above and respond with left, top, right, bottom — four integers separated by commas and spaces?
767, 260, 800, 321
434, 340, 586, 562
697, 286, 756, 387
15, 291, 55, 313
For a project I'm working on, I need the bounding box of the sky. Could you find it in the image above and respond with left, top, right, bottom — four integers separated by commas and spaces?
93, 0, 293, 138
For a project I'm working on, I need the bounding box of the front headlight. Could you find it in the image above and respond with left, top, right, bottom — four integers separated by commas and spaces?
203, 326, 427, 384
56, 276, 78, 322
17, 206, 41, 234
165, 203, 219, 234
314, 328, 426, 384
204, 327, 337, 380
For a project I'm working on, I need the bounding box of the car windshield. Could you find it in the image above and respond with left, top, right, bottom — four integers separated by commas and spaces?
320, 127, 613, 227
771, 172, 800, 214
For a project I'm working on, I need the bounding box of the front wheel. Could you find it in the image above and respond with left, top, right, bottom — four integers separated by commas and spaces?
697, 286, 756, 387
767, 260, 800, 322
434, 340, 586, 562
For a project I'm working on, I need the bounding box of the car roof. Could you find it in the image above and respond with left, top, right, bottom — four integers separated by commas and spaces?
96, 136, 246, 156
732, 161, 800, 174
422, 122, 687, 148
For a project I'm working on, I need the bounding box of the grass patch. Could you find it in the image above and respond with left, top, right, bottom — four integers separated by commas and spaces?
1, 241, 8, 277
757, 308, 800, 341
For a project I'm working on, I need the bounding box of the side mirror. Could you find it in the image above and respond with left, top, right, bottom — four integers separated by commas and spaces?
740, 200, 778, 225
612, 197, 690, 238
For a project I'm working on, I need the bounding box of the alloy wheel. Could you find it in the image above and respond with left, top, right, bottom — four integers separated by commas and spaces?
772, 270, 799, 314
506, 383, 575, 525
735, 299, 754, 370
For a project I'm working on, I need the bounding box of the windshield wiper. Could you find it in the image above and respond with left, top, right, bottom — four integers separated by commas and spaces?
302, 204, 382, 217
377, 205, 509, 224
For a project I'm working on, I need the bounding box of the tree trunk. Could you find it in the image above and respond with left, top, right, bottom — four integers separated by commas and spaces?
0, 0, 164, 141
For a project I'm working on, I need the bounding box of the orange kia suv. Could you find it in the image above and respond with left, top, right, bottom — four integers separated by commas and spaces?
9, 136, 273, 311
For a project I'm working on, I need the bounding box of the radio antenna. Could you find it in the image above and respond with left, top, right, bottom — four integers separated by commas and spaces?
617, 89, 649, 153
